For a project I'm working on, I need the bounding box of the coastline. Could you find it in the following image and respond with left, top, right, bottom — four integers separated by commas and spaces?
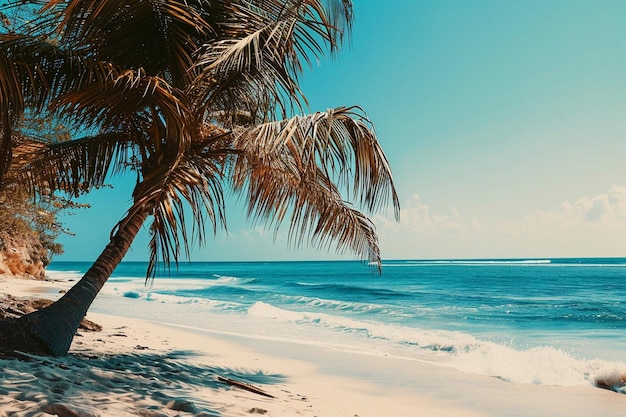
2, 274, 626, 417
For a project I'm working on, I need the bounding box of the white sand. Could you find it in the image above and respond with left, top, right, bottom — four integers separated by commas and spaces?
2, 274, 626, 417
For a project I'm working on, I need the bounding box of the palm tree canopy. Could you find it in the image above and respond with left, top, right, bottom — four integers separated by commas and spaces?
0, 0, 399, 275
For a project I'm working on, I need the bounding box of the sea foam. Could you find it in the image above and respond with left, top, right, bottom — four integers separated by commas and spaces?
46, 260, 626, 395
246, 301, 626, 391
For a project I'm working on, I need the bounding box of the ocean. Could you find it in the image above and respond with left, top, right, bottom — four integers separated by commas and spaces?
47, 258, 626, 393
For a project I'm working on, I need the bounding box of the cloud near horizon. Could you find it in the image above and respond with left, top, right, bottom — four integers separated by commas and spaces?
183, 186, 626, 262
374, 185, 626, 259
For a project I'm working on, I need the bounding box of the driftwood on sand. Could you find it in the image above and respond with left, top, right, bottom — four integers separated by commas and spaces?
217, 375, 276, 398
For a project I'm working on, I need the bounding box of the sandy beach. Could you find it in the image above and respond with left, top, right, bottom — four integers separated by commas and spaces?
2, 274, 626, 417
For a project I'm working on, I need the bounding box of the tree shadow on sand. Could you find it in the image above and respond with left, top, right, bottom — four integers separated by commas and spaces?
0, 349, 286, 416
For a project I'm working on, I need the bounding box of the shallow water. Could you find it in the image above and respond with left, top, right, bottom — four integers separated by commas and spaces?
48, 258, 626, 392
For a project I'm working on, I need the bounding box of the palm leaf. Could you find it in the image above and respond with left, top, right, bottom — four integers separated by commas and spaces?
124, 134, 231, 279
235, 107, 399, 213
2, 135, 46, 184
14, 132, 134, 196
231, 107, 399, 267
240, 159, 383, 267
42, 0, 212, 87
192, 0, 354, 124
0, 30, 92, 181
53, 66, 191, 144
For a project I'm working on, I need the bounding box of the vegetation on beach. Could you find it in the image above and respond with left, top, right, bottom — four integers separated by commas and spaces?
0, 0, 82, 269
0, 107, 85, 277
0, 0, 399, 356
0, 188, 64, 277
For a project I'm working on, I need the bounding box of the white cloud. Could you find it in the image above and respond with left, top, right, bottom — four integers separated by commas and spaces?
183, 185, 626, 261
565, 185, 626, 223
374, 185, 626, 259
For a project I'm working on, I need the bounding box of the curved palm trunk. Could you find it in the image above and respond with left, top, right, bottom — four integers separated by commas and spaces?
13, 206, 150, 356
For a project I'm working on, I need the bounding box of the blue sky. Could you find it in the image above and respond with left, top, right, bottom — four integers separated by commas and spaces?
55, 0, 626, 262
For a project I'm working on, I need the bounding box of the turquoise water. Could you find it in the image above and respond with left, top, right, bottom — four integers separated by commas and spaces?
48, 258, 626, 391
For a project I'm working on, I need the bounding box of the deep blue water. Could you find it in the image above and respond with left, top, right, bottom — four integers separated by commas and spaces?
48, 258, 626, 390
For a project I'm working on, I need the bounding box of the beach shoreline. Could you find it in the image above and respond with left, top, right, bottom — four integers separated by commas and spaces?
1, 274, 626, 417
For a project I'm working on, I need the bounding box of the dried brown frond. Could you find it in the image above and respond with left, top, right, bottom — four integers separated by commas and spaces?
231, 107, 399, 268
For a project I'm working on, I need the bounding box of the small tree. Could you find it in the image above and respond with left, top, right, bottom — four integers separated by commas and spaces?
0, 90, 82, 264
0, 186, 86, 261
0, 4, 82, 264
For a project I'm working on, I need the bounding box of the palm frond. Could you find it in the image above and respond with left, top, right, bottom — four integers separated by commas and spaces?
0, 31, 94, 182
124, 142, 230, 279
0, 33, 28, 180
234, 106, 399, 215
192, 0, 353, 123
53, 66, 191, 145
231, 107, 399, 267
14, 132, 134, 196
42, 0, 212, 87
1, 134, 45, 184
239, 159, 382, 268
0, 32, 82, 111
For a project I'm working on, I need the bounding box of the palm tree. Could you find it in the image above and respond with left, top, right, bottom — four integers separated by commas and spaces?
0, 0, 399, 357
